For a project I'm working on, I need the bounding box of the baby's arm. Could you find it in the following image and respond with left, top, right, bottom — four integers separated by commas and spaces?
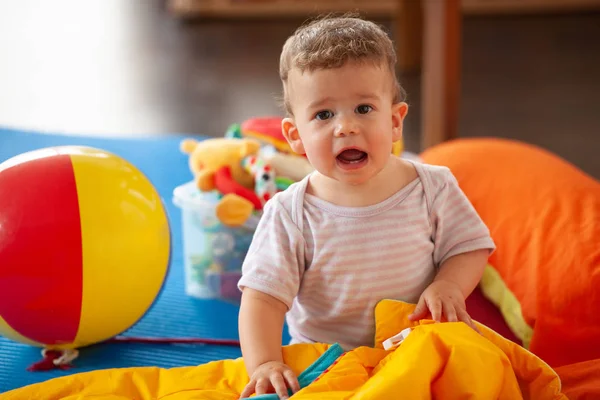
434, 249, 489, 299
239, 288, 287, 373
409, 167, 496, 329
409, 249, 489, 330
236, 196, 305, 399
239, 289, 300, 399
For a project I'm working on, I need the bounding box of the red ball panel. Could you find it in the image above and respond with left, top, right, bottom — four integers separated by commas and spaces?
0, 152, 83, 345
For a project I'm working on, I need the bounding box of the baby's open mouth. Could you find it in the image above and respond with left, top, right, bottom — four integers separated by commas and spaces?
336, 149, 368, 164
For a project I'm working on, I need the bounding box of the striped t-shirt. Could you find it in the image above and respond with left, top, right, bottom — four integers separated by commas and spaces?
238, 161, 496, 350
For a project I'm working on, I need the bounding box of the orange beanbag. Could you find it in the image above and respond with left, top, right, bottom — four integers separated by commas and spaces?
420, 138, 600, 368
554, 359, 600, 400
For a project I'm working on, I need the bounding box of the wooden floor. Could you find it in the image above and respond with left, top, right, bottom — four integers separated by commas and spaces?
0, 1, 598, 178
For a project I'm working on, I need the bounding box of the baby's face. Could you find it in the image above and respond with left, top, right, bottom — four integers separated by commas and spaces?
283, 61, 406, 186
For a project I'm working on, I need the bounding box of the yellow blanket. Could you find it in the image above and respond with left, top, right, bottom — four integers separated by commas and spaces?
2, 300, 567, 400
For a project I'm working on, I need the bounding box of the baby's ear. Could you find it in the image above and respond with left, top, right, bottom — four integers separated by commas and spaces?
282, 118, 305, 155
391, 102, 409, 142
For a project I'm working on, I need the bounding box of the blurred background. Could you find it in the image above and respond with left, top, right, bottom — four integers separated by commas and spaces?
0, 0, 598, 178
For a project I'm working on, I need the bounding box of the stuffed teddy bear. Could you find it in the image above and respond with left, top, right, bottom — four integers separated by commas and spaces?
180, 137, 269, 227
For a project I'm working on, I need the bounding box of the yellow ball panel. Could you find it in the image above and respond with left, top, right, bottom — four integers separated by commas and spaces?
69, 148, 170, 347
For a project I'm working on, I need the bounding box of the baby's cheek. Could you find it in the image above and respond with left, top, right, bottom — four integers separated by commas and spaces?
306, 139, 327, 157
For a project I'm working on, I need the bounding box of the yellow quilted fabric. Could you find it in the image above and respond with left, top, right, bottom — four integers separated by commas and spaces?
3, 300, 567, 400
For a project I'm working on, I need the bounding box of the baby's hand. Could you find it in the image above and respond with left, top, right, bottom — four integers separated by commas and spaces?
240, 361, 300, 399
408, 279, 480, 333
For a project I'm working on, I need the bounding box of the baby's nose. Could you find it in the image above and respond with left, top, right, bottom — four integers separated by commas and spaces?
334, 116, 358, 137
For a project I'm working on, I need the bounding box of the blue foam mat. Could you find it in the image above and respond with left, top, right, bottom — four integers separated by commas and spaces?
0, 128, 289, 394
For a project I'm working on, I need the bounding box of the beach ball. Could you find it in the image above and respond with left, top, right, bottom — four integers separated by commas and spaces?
0, 146, 170, 350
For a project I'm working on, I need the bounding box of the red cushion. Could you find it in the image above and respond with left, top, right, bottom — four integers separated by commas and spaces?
466, 286, 520, 345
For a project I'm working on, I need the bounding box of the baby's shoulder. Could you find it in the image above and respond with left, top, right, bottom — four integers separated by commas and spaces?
411, 161, 456, 191
264, 176, 308, 217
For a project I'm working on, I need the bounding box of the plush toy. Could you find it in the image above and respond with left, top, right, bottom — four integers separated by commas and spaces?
241, 155, 277, 204
264, 151, 315, 182
240, 116, 294, 154
180, 137, 270, 227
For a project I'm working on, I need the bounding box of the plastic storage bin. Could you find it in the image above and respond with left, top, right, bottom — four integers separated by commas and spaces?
173, 181, 259, 303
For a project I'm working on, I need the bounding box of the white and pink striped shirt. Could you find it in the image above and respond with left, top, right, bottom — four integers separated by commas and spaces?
238, 161, 495, 350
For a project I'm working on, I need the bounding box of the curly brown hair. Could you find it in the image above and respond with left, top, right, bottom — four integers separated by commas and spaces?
279, 14, 405, 115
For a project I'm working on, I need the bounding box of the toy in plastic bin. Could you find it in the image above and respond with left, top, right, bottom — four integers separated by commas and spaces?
180, 137, 286, 228
176, 136, 292, 301
173, 182, 258, 302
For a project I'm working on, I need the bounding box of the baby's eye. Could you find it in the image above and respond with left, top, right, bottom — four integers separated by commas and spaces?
356, 104, 373, 114
315, 110, 333, 121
